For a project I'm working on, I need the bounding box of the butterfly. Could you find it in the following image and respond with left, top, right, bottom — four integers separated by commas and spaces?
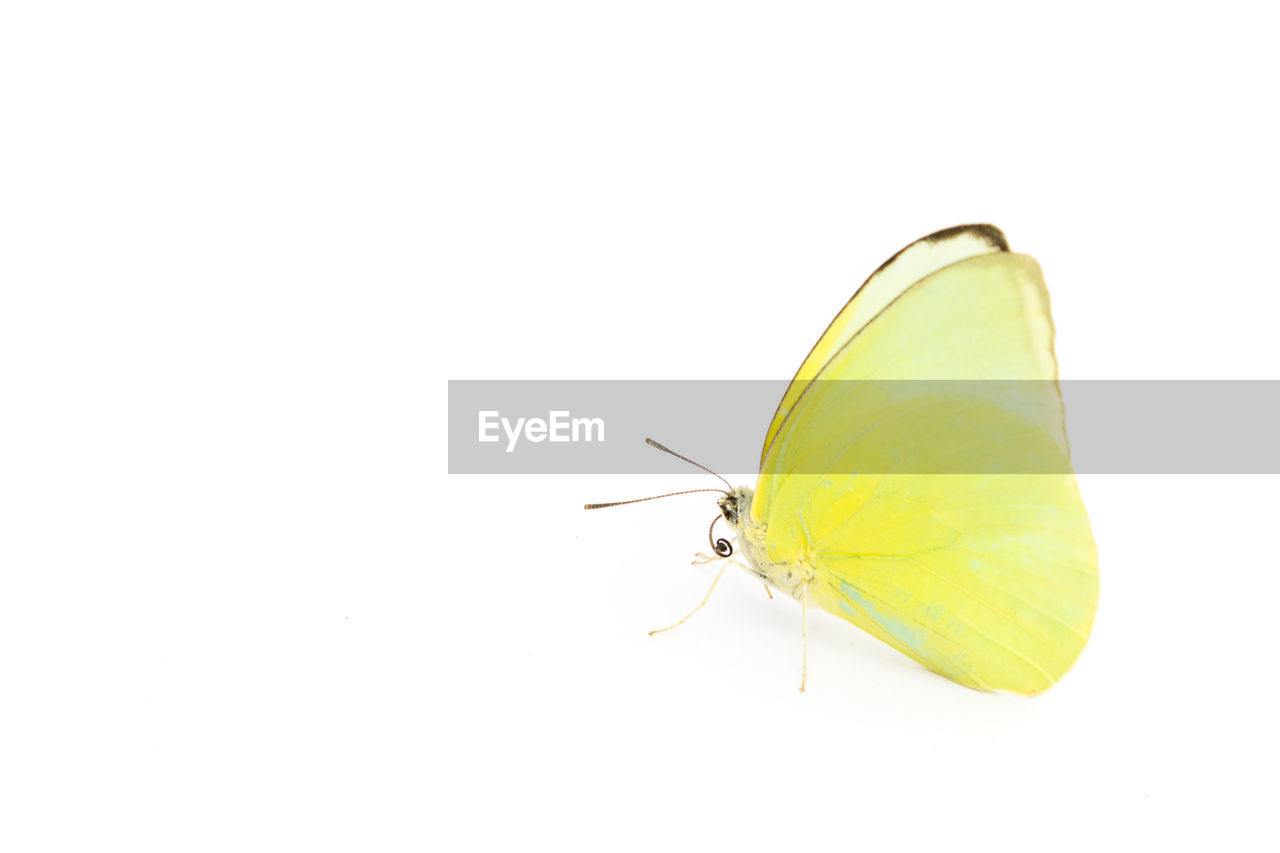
589, 225, 1098, 694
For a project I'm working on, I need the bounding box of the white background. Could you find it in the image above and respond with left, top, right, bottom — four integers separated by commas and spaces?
3, 2, 1278, 851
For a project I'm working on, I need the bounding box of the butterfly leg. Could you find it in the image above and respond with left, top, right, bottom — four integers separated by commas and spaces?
799, 582, 809, 693
650, 562, 729, 637
696, 548, 762, 594
694, 551, 772, 597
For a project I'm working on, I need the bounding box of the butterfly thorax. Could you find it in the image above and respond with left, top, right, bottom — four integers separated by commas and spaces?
720, 486, 815, 601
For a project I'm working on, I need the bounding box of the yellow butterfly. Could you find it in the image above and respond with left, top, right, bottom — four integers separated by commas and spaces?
590, 225, 1098, 694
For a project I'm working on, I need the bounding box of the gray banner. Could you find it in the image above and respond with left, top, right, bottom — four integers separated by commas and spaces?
447, 380, 1280, 474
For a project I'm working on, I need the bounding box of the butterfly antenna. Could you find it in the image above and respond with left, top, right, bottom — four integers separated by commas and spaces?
584, 488, 728, 511
643, 438, 734, 490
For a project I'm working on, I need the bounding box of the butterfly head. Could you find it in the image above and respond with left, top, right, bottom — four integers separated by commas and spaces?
716, 486, 753, 530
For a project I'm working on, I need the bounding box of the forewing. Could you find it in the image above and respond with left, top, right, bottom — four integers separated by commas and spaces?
760, 224, 1009, 467
755, 250, 1097, 694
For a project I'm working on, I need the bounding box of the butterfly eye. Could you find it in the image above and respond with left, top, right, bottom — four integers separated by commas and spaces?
718, 498, 738, 526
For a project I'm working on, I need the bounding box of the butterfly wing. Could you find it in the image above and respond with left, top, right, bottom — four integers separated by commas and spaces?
760, 224, 1010, 467
754, 243, 1098, 694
